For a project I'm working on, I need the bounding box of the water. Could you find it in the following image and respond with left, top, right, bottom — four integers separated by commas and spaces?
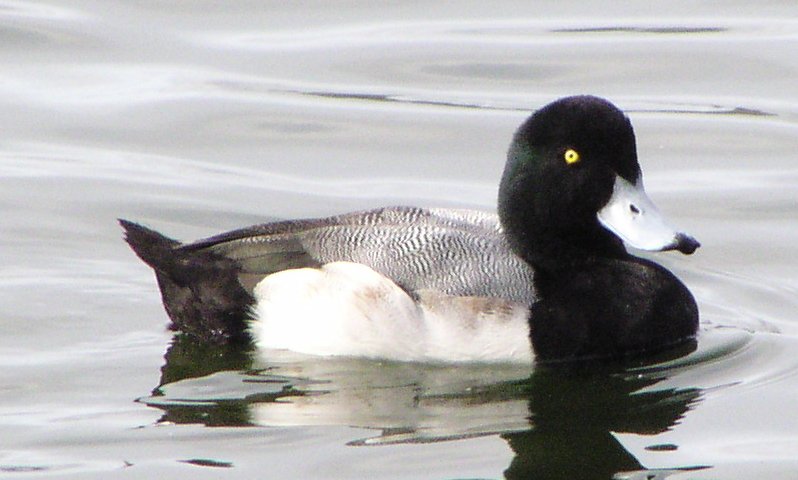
1, 1, 797, 478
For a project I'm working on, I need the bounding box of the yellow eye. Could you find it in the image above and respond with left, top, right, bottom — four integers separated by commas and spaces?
564, 148, 580, 165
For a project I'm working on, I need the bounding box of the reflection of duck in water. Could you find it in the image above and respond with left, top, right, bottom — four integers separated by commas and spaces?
122, 95, 700, 362
503, 357, 706, 480
144, 336, 703, 478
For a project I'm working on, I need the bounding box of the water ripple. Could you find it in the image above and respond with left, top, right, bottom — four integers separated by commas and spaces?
195, 18, 798, 51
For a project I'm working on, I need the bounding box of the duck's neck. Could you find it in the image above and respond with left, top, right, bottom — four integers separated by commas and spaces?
499, 205, 628, 275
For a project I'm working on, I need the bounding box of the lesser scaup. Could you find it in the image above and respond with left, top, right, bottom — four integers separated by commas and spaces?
121, 95, 700, 362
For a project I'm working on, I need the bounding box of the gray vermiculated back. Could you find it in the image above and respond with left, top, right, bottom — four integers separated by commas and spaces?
190, 206, 536, 304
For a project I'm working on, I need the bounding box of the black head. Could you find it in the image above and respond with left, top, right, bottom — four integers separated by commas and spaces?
498, 96, 698, 270
512, 95, 640, 182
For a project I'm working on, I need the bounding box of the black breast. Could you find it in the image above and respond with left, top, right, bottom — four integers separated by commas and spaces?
528, 256, 699, 361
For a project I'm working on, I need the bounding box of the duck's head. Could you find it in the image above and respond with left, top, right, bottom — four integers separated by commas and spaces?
498, 95, 699, 269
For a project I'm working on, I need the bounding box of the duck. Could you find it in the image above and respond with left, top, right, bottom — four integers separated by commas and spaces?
121, 95, 700, 363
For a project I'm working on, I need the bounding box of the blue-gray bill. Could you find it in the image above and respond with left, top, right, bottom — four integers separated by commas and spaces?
597, 175, 700, 255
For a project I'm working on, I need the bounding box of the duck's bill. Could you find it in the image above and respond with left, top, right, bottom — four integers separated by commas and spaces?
597, 175, 700, 255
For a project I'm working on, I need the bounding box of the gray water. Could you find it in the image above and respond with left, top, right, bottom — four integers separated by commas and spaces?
1, 1, 798, 479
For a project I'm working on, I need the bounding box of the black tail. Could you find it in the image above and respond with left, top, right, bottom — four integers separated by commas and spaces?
120, 219, 253, 345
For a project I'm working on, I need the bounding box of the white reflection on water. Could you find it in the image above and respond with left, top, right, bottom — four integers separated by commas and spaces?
0, 65, 233, 105
0, 143, 495, 204
0, 0, 83, 21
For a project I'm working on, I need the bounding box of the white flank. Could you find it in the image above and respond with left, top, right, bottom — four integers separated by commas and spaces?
250, 262, 532, 363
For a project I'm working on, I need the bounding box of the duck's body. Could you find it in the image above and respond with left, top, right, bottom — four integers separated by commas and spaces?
122, 207, 536, 362
252, 260, 533, 362
122, 95, 700, 363
188, 206, 535, 303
